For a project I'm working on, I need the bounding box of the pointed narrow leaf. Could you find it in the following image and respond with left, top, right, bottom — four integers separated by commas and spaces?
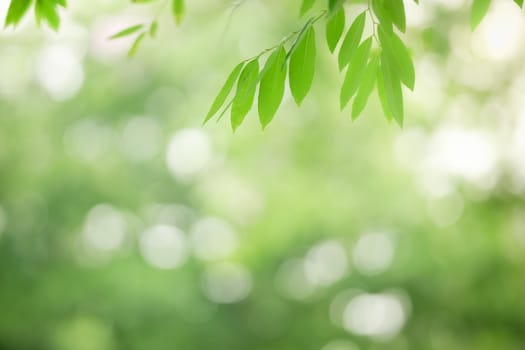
471, 0, 491, 30
38, 0, 60, 30
35, 0, 60, 31
328, 0, 345, 16
34, 0, 43, 26
378, 26, 415, 90
340, 37, 372, 110
5, 0, 32, 28
338, 11, 365, 70
258, 46, 287, 128
300, 0, 315, 16
376, 66, 393, 122
351, 55, 379, 120
372, 0, 393, 32
380, 53, 404, 126
216, 99, 233, 122
286, 17, 314, 61
149, 21, 158, 37
231, 59, 259, 131
204, 62, 244, 124
128, 32, 146, 57
110, 24, 144, 40
172, 0, 185, 25
56, 0, 66, 6
384, 0, 406, 33
326, 8, 345, 53
513, 0, 523, 7
289, 26, 316, 105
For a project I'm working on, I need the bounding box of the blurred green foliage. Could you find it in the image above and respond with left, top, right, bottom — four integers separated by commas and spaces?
1, 1, 525, 349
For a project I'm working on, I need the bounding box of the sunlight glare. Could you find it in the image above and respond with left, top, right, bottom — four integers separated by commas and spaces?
343, 292, 408, 339
166, 128, 211, 181
190, 217, 238, 261
304, 240, 348, 287
82, 204, 127, 254
202, 262, 252, 303
353, 231, 395, 276
36, 44, 84, 101
139, 224, 188, 269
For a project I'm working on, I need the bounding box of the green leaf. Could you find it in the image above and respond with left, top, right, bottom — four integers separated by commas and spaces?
326, 7, 345, 53
340, 37, 372, 110
258, 46, 287, 128
286, 17, 314, 60
328, 0, 345, 16
55, 0, 66, 7
376, 65, 393, 122
204, 62, 244, 124
351, 54, 378, 120
35, 0, 60, 31
380, 52, 403, 126
149, 21, 158, 37
300, 0, 316, 16
110, 24, 144, 40
384, 0, 406, 33
128, 32, 146, 57
378, 26, 415, 90
513, 0, 523, 7
216, 99, 233, 123
172, 0, 185, 25
338, 11, 365, 70
289, 26, 316, 106
5, 0, 33, 28
231, 59, 259, 131
371, 0, 392, 32
471, 0, 491, 30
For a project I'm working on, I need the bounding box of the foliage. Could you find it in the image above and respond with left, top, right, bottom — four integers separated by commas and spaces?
2, 0, 525, 349
3, 0, 525, 130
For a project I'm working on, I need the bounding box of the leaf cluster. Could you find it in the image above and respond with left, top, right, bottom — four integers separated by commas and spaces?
204, 15, 321, 131
4, 0, 525, 130
205, 0, 415, 129
205, 0, 524, 130
109, 0, 185, 57
5, 0, 66, 31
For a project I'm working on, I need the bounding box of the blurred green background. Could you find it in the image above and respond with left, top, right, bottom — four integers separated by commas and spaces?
1, 0, 525, 349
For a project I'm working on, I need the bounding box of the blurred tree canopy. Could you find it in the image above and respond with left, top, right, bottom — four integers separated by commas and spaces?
1, 1, 525, 350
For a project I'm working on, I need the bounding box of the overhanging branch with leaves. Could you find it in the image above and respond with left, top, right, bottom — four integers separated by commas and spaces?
3, 0, 524, 130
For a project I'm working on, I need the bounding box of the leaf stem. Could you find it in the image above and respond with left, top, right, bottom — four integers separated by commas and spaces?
367, 0, 380, 46
242, 9, 327, 63
155, 0, 169, 20
216, 99, 234, 122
